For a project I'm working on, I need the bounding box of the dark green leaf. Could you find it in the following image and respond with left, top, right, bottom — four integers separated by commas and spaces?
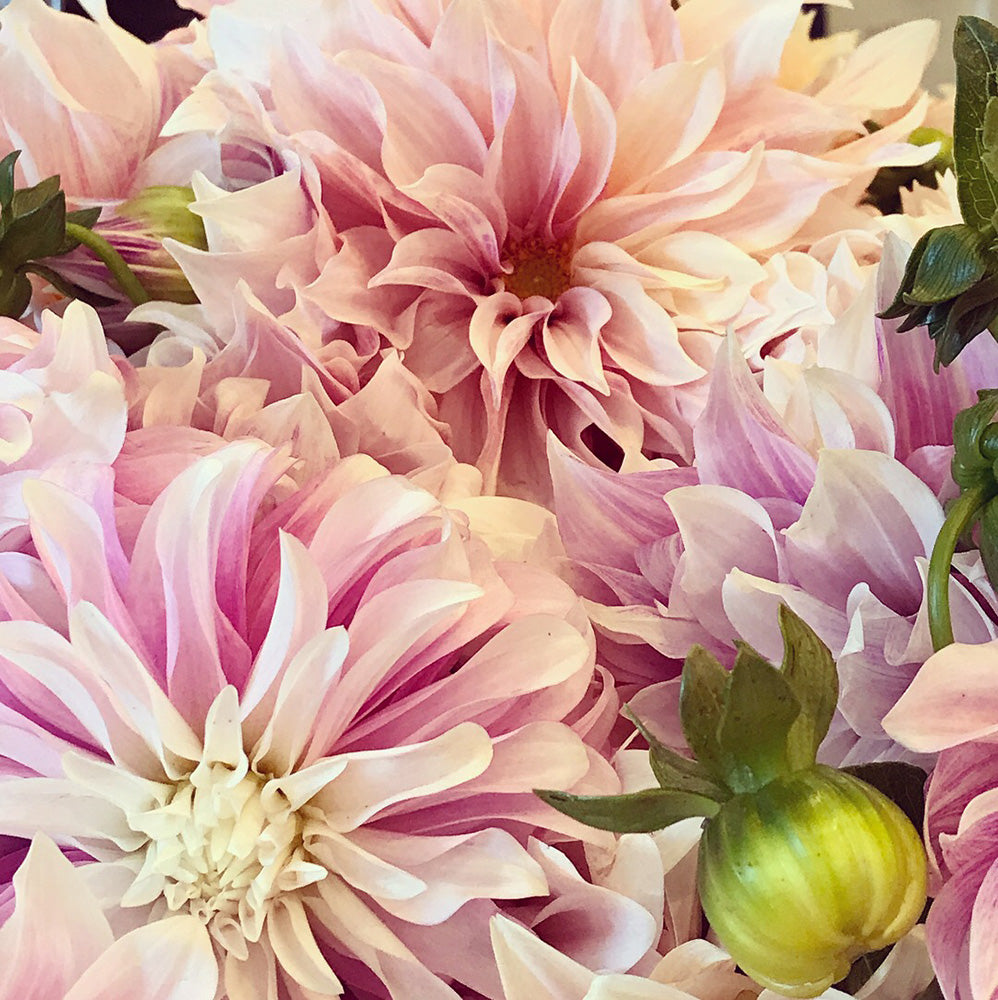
717, 643, 801, 793
0, 150, 19, 212
909, 225, 989, 303
979, 495, 998, 596
777, 605, 838, 769
0, 190, 68, 266
534, 787, 719, 833
954, 16, 998, 230
623, 706, 729, 802
10, 175, 61, 218
842, 761, 928, 831
0, 267, 32, 318
679, 646, 729, 784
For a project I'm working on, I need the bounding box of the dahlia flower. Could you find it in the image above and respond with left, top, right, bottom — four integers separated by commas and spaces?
0, 437, 627, 998
0, 301, 126, 549
550, 240, 998, 762
0, 0, 162, 200
157, 0, 937, 499
0, 835, 217, 1000
884, 641, 998, 1000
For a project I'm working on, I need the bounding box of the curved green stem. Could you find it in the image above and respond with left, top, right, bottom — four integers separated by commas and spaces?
64, 222, 150, 306
928, 483, 994, 651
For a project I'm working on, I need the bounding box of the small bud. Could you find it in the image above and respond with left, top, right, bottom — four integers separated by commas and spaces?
51, 186, 206, 306
698, 765, 927, 998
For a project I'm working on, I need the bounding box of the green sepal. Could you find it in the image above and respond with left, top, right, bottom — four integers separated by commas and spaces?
0, 266, 32, 318
778, 605, 838, 769
534, 787, 719, 833
0, 150, 18, 216
679, 646, 729, 783
59, 206, 102, 255
908, 225, 989, 303
932, 274, 998, 369
978, 494, 998, 595
879, 229, 933, 319
10, 174, 61, 219
624, 705, 729, 802
0, 189, 68, 267
952, 389, 998, 490
717, 643, 801, 794
954, 16, 998, 231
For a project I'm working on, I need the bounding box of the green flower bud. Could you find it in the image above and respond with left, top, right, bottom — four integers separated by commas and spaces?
698, 765, 927, 998
105, 185, 207, 304
117, 185, 208, 255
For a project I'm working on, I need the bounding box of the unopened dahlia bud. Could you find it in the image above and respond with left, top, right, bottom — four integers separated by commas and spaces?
536, 606, 928, 998
698, 764, 927, 997
53, 185, 207, 305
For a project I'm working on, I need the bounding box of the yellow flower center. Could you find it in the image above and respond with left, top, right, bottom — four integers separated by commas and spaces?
502, 235, 574, 302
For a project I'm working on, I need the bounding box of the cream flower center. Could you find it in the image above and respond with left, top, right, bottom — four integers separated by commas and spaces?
502, 235, 574, 301
125, 759, 327, 958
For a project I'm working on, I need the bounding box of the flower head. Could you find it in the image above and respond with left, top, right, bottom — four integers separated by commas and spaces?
0, 439, 612, 998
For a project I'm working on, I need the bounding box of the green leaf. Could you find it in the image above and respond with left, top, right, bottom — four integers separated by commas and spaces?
717, 643, 801, 793
534, 787, 719, 833
0, 150, 19, 212
979, 495, 998, 595
909, 225, 989, 303
954, 16, 998, 230
777, 606, 838, 769
0, 267, 32, 318
842, 761, 928, 831
679, 646, 729, 784
0, 190, 68, 267
623, 706, 729, 802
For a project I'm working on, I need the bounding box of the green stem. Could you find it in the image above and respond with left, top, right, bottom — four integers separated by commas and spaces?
927, 483, 994, 651
64, 222, 150, 306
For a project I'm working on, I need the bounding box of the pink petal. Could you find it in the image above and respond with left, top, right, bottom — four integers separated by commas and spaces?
884, 641, 998, 753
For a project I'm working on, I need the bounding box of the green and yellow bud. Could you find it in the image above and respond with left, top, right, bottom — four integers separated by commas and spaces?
112, 185, 207, 304
698, 765, 927, 998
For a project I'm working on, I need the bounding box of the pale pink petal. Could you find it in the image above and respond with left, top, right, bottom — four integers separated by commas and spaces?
884, 641, 998, 753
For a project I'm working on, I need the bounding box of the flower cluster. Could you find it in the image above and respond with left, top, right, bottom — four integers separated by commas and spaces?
0, 0, 984, 998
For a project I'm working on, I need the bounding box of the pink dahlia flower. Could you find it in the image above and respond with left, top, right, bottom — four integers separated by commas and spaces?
551, 243, 998, 761
0, 302, 126, 550
0, 0, 162, 199
884, 641, 998, 1000
119, 289, 481, 501
0, 834, 217, 1000
161, 0, 937, 499
0, 438, 624, 999
491, 914, 755, 1000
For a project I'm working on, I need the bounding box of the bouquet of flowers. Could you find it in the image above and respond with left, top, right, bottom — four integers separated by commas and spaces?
0, 1, 993, 998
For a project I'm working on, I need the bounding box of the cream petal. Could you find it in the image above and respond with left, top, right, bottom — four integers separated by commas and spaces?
267, 895, 343, 995
313, 722, 493, 831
